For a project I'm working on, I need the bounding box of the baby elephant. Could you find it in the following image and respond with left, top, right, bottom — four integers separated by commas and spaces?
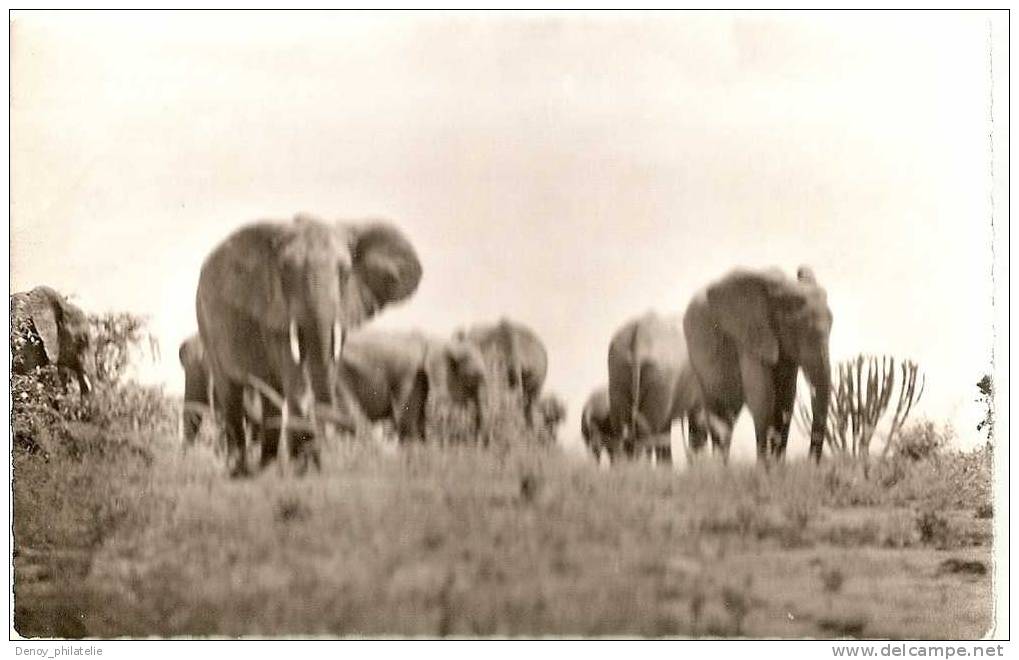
581, 385, 618, 461
337, 329, 488, 442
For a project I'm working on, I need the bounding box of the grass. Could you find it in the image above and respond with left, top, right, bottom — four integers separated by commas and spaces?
13, 419, 995, 639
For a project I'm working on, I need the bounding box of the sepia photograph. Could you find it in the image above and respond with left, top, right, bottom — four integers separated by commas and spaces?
8, 9, 1008, 642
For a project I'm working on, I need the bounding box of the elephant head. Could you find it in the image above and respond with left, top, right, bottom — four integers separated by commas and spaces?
456, 318, 548, 427
424, 336, 489, 433
196, 213, 422, 477
535, 394, 566, 443
11, 286, 95, 395
684, 265, 832, 462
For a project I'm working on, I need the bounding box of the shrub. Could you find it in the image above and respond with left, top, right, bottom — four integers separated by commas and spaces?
89, 312, 159, 385
12, 309, 174, 459
890, 420, 952, 462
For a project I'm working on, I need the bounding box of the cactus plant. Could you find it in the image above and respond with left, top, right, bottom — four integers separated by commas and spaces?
796, 354, 924, 457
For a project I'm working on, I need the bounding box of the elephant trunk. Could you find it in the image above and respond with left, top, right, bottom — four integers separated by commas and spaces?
308, 309, 339, 411
805, 356, 831, 462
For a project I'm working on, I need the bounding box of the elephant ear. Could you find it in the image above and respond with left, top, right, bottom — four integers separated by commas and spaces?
706, 270, 781, 365
26, 288, 61, 363
199, 222, 291, 332
348, 221, 422, 318
179, 335, 203, 368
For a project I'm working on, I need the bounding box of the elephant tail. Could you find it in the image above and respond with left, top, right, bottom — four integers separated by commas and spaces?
629, 328, 652, 439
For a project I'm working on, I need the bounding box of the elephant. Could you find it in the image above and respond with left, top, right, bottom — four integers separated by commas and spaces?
179, 334, 213, 446
535, 394, 566, 443
178, 333, 263, 451
11, 286, 95, 396
338, 329, 488, 442
456, 318, 548, 428
196, 213, 422, 477
580, 385, 613, 460
607, 311, 708, 465
682, 265, 833, 463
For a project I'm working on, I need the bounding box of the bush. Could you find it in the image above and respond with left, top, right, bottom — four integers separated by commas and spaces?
890, 420, 952, 462
12, 308, 174, 460
89, 312, 159, 385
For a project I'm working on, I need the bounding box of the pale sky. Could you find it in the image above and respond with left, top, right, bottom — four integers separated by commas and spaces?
10, 11, 1005, 456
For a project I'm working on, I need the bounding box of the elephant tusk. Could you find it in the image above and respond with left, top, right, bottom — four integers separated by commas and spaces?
81, 373, 92, 394
333, 319, 344, 362
289, 319, 301, 364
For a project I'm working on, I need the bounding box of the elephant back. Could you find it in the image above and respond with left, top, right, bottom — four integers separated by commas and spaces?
462, 318, 548, 393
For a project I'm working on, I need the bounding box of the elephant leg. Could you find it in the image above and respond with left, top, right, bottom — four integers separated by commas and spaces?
644, 429, 670, 465
739, 355, 776, 464
292, 428, 319, 475
280, 380, 321, 476
180, 403, 204, 449
285, 403, 320, 476
687, 414, 709, 456
395, 369, 428, 443
770, 361, 799, 460
215, 381, 248, 478
243, 406, 263, 468
259, 394, 281, 470
621, 440, 634, 460
522, 391, 536, 429
704, 409, 735, 462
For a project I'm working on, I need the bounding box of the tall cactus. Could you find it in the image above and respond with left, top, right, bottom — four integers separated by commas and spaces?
796, 354, 924, 457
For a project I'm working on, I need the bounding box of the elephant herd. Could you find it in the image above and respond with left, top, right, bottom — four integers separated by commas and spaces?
178, 213, 550, 477
11, 214, 833, 477
581, 266, 833, 466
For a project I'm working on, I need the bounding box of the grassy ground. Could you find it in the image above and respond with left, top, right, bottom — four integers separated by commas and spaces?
13, 415, 995, 639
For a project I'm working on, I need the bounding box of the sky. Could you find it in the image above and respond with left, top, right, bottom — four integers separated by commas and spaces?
10, 11, 1006, 457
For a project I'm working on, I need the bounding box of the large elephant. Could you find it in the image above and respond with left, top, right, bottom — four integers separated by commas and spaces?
580, 385, 613, 460
178, 333, 262, 450
607, 311, 707, 464
457, 318, 548, 427
11, 286, 95, 396
682, 266, 832, 463
196, 213, 422, 477
338, 329, 488, 442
